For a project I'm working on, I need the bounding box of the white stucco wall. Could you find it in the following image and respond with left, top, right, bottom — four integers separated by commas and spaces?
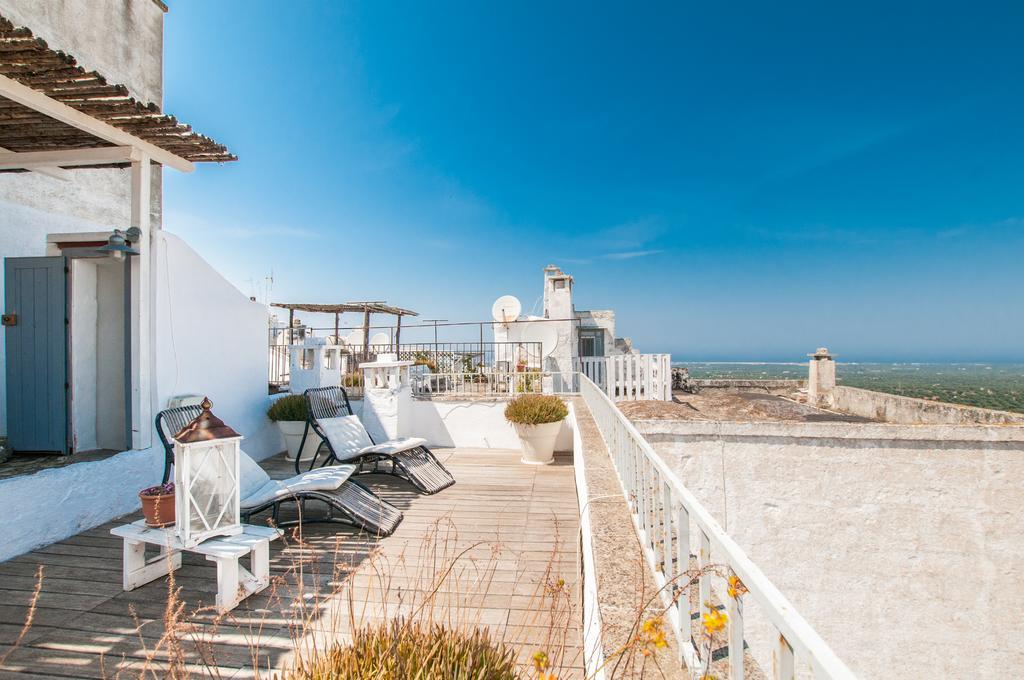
0, 201, 126, 436
0, 446, 164, 563
411, 398, 573, 451
69, 258, 128, 452
154, 231, 277, 460
0, 1, 279, 562
70, 259, 99, 451
0, 0, 164, 438
0, 230, 277, 562
0, 0, 165, 103
634, 419, 1024, 679
95, 262, 126, 449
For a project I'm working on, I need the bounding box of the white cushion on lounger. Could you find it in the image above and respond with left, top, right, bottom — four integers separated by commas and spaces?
358, 437, 427, 456
318, 415, 426, 461
237, 449, 356, 510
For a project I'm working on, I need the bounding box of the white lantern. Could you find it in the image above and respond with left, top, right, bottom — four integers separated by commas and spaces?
172, 397, 243, 548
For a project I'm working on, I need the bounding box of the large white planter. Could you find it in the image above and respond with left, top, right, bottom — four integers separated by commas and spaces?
513, 421, 562, 465
277, 421, 319, 462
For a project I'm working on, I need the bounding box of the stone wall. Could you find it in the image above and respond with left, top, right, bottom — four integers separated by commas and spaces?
691, 378, 804, 394
633, 418, 1024, 679
833, 385, 1024, 425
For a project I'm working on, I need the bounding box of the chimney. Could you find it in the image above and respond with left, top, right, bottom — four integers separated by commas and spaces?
807, 347, 836, 408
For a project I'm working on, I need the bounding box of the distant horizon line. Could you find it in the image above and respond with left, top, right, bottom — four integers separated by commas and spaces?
669, 358, 1024, 365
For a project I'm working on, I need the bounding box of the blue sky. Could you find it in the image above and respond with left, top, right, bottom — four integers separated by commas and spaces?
163, 1, 1024, 361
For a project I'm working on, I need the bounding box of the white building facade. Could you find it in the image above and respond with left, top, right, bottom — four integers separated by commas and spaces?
0, 0, 276, 560
493, 264, 669, 400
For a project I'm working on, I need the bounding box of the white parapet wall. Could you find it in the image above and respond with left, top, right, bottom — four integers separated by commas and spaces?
832, 384, 1024, 425
410, 398, 574, 450
634, 418, 1024, 679
154, 232, 279, 460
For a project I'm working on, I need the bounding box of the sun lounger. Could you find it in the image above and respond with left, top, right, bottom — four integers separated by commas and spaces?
297, 386, 456, 495
156, 404, 403, 536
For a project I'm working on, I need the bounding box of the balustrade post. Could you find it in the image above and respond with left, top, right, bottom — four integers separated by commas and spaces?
774, 630, 795, 680
728, 568, 745, 680
676, 504, 690, 626
651, 468, 662, 566
638, 453, 649, 538
699, 530, 712, 619
662, 482, 673, 584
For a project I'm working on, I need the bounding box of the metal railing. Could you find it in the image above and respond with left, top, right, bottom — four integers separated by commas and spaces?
411, 370, 580, 397
267, 337, 543, 389
579, 375, 857, 679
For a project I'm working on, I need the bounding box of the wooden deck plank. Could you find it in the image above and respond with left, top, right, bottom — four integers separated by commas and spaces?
0, 448, 582, 678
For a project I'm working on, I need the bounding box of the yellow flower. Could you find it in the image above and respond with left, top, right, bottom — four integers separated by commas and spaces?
702, 607, 728, 635
727, 575, 747, 599
635, 616, 668, 656
532, 650, 549, 672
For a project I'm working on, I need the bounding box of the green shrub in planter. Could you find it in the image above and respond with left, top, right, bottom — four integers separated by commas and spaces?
504, 394, 567, 425
289, 619, 519, 679
267, 394, 307, 422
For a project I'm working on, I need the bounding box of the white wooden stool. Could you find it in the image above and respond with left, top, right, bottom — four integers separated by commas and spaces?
111, 520, 282, 612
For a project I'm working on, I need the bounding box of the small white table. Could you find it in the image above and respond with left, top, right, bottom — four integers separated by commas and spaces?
110, 521, 282, 612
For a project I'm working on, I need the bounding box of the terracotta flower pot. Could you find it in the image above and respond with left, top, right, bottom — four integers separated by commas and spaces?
140, 491, 175, 528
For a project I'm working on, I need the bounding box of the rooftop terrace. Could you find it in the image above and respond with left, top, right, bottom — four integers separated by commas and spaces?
0, 449, 583, 678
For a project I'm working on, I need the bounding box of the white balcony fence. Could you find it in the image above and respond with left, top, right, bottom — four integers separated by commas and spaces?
580, 375, 857, 679
577, 353, 672, 402
411, 370, 580, 397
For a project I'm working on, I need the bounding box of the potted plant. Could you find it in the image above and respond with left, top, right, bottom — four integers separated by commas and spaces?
268, 394, 318, 462
139, 482, 175, 528
504, 394, 568, 465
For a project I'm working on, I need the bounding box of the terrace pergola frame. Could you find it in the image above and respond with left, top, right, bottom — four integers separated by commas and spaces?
0, 14, 235, 450
271, 302, 419, 359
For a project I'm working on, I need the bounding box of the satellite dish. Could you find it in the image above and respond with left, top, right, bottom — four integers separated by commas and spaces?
344, 330, 363, 347
521, 322, 559, 358
491, 295, 522, 323
369, 332, 390, 347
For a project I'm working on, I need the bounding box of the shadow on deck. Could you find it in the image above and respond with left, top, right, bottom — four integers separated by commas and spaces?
0, 448, 583, 679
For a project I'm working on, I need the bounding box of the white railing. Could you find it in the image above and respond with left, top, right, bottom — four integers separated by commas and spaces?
411, 371, 580, 397
269, 343, 289, 387
580, 375, 857, 679
577, 354, 672, 401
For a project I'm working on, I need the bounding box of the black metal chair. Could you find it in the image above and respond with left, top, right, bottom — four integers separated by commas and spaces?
155, 404, 200, 485
155, 404, 403, 536
297, 386, 456, 495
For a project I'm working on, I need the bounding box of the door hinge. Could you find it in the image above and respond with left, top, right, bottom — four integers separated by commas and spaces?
64, 266, 69, 274
65, 318, 69, 326
1, 314, 16, 327
64, 382, 70, 390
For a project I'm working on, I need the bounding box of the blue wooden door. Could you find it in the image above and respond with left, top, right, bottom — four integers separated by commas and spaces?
4, 257, 68, 454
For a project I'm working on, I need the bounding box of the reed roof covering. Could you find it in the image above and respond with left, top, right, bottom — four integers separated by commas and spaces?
272, 302, 419, 317
0, 14, 235, 164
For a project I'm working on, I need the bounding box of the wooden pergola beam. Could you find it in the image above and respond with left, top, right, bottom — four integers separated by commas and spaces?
0, 145, 135, 170
0, 73, 194, 172
0, 144, 67, 179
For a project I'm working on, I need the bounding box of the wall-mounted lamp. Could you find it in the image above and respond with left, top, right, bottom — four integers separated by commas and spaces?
98, 227, 141, 260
